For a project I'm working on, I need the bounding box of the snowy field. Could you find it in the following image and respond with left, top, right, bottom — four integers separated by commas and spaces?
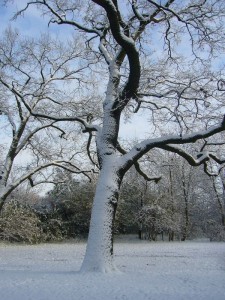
0, 238, 225, 300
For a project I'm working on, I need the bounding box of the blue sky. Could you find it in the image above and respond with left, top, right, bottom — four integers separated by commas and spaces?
1, 0, 45, 35
0, 0, 74, 41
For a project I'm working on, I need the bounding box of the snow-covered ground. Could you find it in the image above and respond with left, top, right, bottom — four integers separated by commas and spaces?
0, 238, 225, 300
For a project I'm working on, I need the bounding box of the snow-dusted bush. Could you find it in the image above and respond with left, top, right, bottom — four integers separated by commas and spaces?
136, 205, 165, 240
0, 201, 66, 243
38, 214, 65, 242
44, 177, 94, 237
0, 201, 43, 243
136, 204, 182, 241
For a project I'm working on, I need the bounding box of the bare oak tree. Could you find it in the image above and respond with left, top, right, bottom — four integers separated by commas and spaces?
0, 28, 95, 210
5, 0, 225, 272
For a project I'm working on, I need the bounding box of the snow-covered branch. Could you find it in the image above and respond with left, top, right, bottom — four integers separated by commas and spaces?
15, 122, 66, 155
122, 120, 225, 169
0, 78, 99, 133
116, 142, 160, 182
92, 0, 141, 106
0, 160, 93, 210
14, 1, 101, 36
157, 145, 213, 167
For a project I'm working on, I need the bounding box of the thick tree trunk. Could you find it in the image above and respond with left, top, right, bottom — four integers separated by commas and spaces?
80, 162, 121, 272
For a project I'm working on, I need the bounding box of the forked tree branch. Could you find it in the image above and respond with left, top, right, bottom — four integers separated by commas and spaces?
158, 144, 214, 166
86, 132, 99, 169
122, 119, 225, 170
116, 142, 161, 182
0, 78, 99, 133
92, 0, 141, 106
3, 160, 94, 200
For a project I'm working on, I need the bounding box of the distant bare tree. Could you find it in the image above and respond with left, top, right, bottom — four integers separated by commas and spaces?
0, 28, 95, 210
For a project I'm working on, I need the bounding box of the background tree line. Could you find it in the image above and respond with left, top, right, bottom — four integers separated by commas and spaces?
1, 148, 224, 243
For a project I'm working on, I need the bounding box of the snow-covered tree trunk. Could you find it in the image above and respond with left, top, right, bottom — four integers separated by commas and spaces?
80, 161, 121, 272
80, 57, 124, 270
81, 70, 123, 271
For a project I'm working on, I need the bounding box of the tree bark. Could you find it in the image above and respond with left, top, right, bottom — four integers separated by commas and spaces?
181, 167, 189, 241
212, 175, 225, 228
0, 197, 5, 211
80, 161, 122, 272
0, 184, 8, 211
181, 196, 189, 241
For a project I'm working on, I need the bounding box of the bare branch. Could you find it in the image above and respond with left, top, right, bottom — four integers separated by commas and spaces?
3, 160, 94, 199
116, 141, 160, 182
134, 161, 161, 183
0, 77, 99, 133
99, 37, 112, 65
93, 0, 141, 106
14, 1, 101, 36
87, 132, 99, 169
15, 122, 66, 155
122, 119, 225, 170
157, 144, 211, 166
